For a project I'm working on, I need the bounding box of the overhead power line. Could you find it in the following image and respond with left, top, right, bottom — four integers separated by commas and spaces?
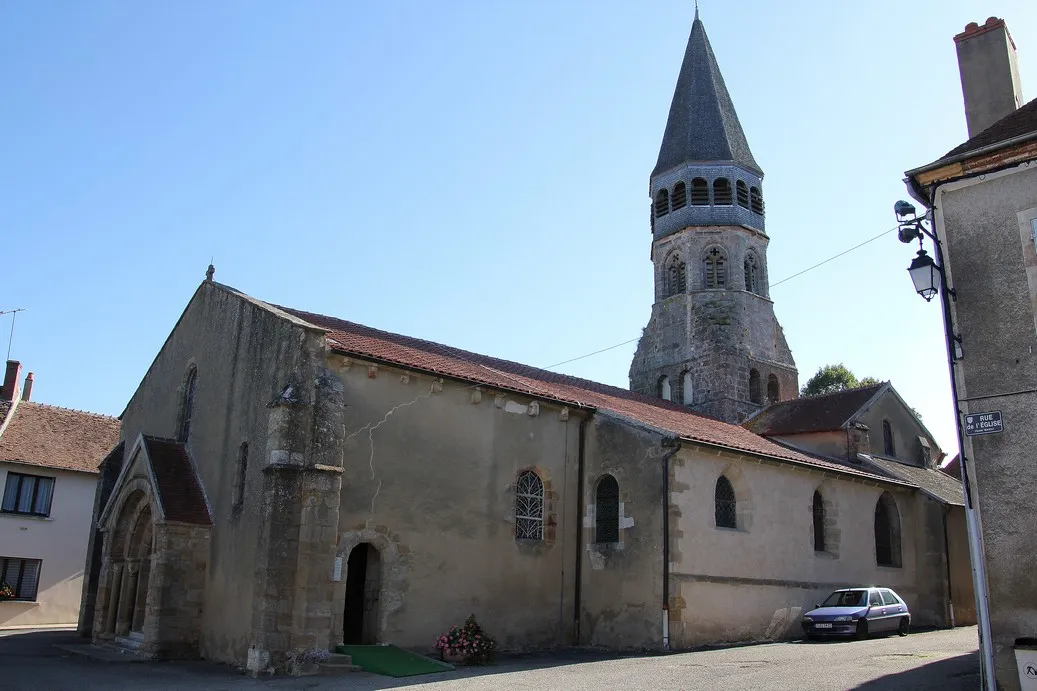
545, 226, 899, 370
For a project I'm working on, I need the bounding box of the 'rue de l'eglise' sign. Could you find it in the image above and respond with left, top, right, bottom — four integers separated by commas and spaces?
964, 411, 1003, 437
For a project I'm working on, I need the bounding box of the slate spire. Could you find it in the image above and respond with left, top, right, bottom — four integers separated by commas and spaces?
653, 15, 760, 177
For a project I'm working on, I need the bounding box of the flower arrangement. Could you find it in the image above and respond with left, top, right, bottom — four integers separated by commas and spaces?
0, 583, 14, 601
435, 614, 497, 665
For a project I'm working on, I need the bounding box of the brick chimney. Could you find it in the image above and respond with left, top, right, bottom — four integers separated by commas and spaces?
1, 361, 21, 402
21, 372, 33, 402
955, 17, 1024, 138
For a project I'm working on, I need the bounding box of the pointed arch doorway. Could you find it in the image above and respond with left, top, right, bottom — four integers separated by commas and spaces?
343, 543, 381, 644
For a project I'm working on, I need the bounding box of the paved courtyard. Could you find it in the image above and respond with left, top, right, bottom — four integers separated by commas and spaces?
0, 626, 979, 691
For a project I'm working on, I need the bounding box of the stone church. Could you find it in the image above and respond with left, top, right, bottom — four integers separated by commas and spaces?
77, 13, 968, 674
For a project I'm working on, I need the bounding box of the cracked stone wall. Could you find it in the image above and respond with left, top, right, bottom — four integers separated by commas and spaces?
114, 281, 330, 667
666, 445, 946, 647
327, 355, 580, 652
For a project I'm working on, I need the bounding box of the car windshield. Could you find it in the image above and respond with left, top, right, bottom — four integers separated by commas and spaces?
821, 590, 868, 607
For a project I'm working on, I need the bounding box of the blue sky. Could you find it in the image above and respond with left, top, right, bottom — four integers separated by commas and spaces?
3, 1, 1035, 456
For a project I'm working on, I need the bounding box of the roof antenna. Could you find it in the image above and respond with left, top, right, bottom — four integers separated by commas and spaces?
205, 259, 215, 283
0, 308, 26, 361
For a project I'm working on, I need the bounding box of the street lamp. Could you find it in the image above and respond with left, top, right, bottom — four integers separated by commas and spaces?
894, 199, 995, 691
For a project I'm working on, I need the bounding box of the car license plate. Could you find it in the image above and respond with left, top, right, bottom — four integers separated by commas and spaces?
814, 623, 833, 629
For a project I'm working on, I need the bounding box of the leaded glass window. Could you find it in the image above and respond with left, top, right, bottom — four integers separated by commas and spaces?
715, 476, 736, 529
515, 471, 544, 540
595, 475, 620, 544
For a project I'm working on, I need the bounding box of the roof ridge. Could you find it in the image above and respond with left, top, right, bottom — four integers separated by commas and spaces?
17, 400, 119, 420
280, 305, 724, 423
788, 381, 885, 403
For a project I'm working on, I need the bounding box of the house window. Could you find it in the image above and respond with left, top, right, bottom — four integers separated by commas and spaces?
682, 370, 693, 406
0, 557, 41, 601
736, 180, 749, 209
715, 475, 736, 529
515, 471, 544, 541
595, 475, 620, 544
667, 255, 687, 297
749, 369, 762, 404
882, 420, 895, 457
750, 186, 764, 214
177, 366, 198, 443
875, 492, 902, 567
812, 490, 826, 552
705, 247, 727, 288
659, 375, 672, 401
1, 473, 54, 517
654, 189, 670, 218
690, 178, 710, 205
233, 442, 248, 514
713, 178, 732, 205
767, 374, 780, 403
671, 182, 687, 210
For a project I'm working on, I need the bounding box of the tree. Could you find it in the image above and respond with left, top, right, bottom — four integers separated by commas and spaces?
800, 364, 879, 397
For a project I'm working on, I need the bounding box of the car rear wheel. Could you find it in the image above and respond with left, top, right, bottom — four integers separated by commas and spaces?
898, 617, 910, 637
855, 620, 869, 641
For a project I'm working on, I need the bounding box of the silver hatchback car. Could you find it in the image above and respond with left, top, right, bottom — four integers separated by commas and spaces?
801, 587, 911, 640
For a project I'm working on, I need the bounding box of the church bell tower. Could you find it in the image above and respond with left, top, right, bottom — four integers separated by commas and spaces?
629, 10, 798, 423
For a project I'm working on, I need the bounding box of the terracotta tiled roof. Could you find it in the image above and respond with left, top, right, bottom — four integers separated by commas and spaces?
278, 306, 897, 484
743, 384, 884, 436
142, 436, 211, 525
0, 401, 120, 474
942, 97, 1037, 159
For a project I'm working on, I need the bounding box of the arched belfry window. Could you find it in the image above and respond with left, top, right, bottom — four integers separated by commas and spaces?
595, 475, 620, 544
654, 189, 670, 217
813, 490, 826, 552
691, 178, 709, 205
715, 476, 736, 528
515, 471, 544, 541
883, 420, 896, 457
666, 254, 687, 297
767, 374, 780, 403
671, 182, 687, 210
736, 180, 750, 208
176, 365, 197, 443
713, 178, 732, 205
875, 492, 902, 567
682, 370, 693, 406
749, 369, 762, 404
750, 186, 764, 214
743, 253, 760, 294
705, 247, 727, 289
659, 376, 672, 401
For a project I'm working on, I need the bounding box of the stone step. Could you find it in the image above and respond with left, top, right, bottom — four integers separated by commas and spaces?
318, 658, 362, 675
325, 653, 353, 665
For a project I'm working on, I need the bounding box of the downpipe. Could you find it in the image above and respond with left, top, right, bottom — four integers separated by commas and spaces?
660, 436, 681, 651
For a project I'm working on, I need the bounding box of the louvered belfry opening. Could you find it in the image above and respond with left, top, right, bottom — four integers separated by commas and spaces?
671, 181, 687, 210
736, 180, 749, 208
690, 178, 709, 205
668, 255, 687, 296
705, 247, 726, 288
654, 189, 670, 217
595, 475, 620, 544
749, 369, 762, 404
713, 178, 732, 205
750, 186, 764, 214
715, 476, 737, 528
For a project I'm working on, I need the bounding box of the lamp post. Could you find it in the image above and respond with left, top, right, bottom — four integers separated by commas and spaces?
894, 200, 996, 691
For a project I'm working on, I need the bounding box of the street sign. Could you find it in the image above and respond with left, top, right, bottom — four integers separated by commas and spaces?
965, 411, 1004, 437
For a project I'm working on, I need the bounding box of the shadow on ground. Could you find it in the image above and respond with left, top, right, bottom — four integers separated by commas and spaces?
852, 652, 980, 691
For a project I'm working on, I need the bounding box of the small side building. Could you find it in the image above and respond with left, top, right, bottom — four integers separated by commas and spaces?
0, 360, 119, 629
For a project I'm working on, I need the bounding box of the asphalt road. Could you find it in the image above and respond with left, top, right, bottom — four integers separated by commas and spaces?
0, 626, 979, 691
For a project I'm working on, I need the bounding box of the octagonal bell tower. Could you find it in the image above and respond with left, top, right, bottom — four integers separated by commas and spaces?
629, 9, 798, 423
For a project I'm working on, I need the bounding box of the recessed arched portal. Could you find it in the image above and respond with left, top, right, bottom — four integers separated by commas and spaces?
343, 543, 381, 645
